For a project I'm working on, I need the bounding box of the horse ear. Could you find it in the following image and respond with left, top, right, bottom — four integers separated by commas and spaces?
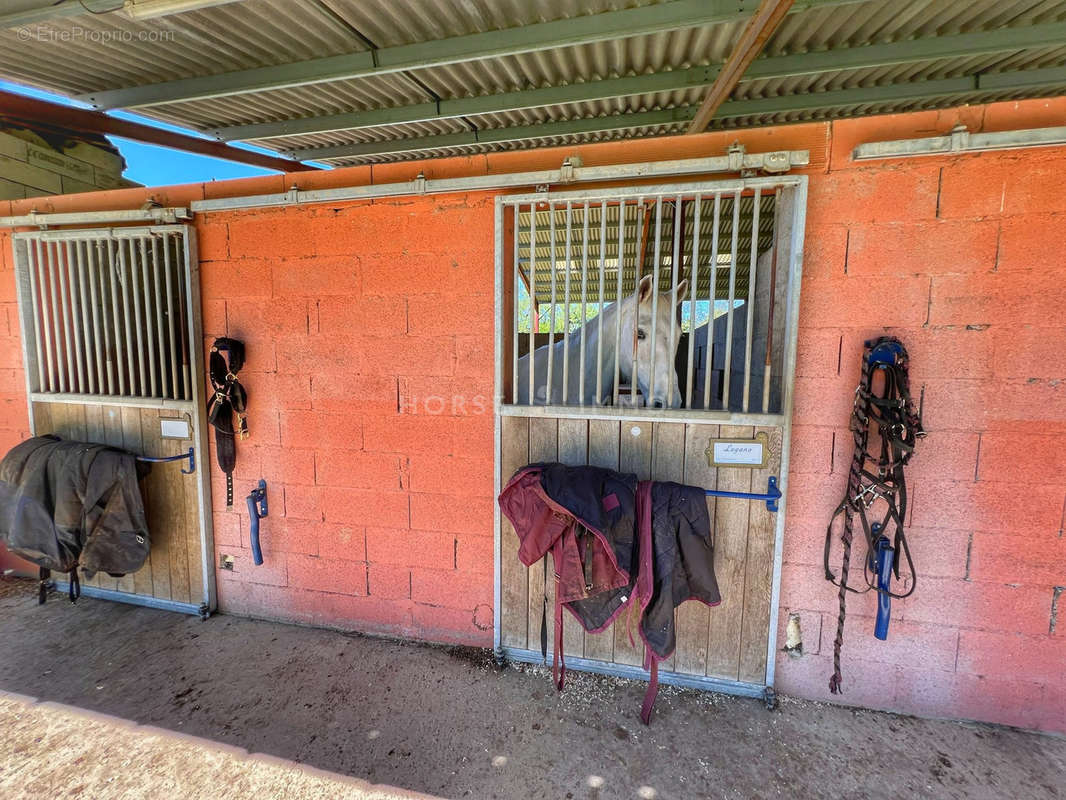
637, 274, 654, 304
674, 279, 689, 305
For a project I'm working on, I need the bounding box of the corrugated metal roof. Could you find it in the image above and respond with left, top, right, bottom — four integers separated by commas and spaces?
1, 0, 1064, 168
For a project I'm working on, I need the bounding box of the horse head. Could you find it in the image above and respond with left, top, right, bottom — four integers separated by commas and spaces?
618, 274, 689, 409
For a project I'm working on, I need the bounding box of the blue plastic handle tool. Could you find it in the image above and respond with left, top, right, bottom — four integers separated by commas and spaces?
705, 476, 782, 512
867, 339, 904, 368
871, 523, 894, 640
246, 479, 268, 566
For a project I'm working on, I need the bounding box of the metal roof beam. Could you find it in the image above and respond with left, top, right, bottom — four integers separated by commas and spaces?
74, 0, 859, 110
285, 68, 1066, 162
215, 21, 1066, 143
0, 90, 318, 172
688, 0, 795, 134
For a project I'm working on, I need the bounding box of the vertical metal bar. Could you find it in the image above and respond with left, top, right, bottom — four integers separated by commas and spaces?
527, 205, 537, 405
24, 239, 47, 392
632, 197, 647, 409
151, 237, 167, 398
595, 200, 607, 406
85, 240, 105, 394
65, 241, 88, 393
546, 203, 557, 406
129, 238, 148, 396
649, 197, 663, 406
668, 196, 681, 407
612, 199, 625, 408
106, 240, 126, 396
163, 232, 179, 400
763, 196, 781, 414
703, 194, 720, 407
562, 202, 573, 404
578, 201, 590, 407
493, 196, 504, 653
743, 188, 761, 414
177, 234, 191, 401
139, 237, 159, 397
74, 241, 94, 394
512, 206, 519, 405
685, 196, 701, 409
117, 236, 136, 396
722, 190, 741, 410
56, 243, 75, 393
36, 240, 57, 392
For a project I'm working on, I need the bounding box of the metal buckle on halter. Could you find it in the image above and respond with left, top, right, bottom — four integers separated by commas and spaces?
851, 483, 891, 509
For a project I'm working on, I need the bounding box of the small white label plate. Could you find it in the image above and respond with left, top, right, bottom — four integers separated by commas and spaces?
160, 418, 190, 440
712, 441, 765, 466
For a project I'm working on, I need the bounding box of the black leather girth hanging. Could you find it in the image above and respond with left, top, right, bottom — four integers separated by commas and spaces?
207, 337, 248, 506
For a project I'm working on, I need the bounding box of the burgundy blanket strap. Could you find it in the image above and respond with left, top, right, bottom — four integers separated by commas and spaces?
552, 590, 565, 691
640, 655, 660, 725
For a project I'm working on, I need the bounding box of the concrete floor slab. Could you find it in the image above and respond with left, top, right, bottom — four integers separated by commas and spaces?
1, 578, 1063, 799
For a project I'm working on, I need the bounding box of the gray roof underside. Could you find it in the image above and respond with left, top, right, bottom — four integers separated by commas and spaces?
1, 0, 1064, 167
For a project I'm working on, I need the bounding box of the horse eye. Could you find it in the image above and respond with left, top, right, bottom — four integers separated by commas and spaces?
636, 329, 646, 340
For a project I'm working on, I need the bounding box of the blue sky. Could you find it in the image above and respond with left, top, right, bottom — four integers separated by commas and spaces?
1, 80, 314, 186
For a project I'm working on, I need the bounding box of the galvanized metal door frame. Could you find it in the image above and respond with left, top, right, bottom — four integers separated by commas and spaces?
493, 174, 808, 698
10, 223, 216, 617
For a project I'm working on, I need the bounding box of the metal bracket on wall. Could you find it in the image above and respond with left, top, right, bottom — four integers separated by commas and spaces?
705, 476, 782, 512
136, 447, 195, 475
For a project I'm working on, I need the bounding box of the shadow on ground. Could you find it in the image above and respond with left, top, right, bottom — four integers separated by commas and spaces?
1, 578, 1063, 800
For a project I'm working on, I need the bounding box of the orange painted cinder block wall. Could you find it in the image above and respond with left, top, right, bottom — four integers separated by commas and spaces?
0, 96, 1064, 732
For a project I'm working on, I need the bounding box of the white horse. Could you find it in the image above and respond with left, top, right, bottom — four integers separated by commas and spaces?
516, 275, 689, 408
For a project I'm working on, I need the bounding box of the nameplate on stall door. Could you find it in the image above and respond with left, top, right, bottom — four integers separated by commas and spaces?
706, 432, 769, 469
160, 418, 190, 439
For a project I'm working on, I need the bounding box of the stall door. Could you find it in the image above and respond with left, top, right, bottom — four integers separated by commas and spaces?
494, 176, 806, 699
11, 226, 215, 616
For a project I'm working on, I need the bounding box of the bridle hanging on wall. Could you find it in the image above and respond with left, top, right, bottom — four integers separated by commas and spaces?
206, 337, 248, 507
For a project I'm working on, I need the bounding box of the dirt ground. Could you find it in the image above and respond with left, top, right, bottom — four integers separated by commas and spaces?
0, 577, 1063, 800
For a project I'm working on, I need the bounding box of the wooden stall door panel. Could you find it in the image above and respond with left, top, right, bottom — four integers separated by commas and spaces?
557, 418, 588, 659
652, 422, 685, 673
499, 415, 529, 650
706, 425, 755, 681
738, 426, 782, 684
31, 401, 201, 605
675, 423, 720, 675
527, 418, 558, 655
582, 419, 620, 663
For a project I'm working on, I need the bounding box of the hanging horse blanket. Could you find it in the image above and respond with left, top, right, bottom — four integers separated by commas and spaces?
0, 435, 150, 599
499, 463, 721, 723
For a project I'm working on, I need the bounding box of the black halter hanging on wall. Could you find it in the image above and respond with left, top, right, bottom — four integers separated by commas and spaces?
207, 337, 248, 507
824, 336, 924, 695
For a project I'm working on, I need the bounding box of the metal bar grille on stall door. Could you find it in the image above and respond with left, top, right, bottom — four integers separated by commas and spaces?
22, 231, 192, 401
508, 190, 782, 413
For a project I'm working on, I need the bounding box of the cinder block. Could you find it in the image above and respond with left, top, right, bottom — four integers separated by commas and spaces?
406, 454, 494, 496
978, 431, 1066, 485
1002, 156, 1066, 215
905, 430, 980, 482
980, 377, 1066, 434
929, 269, 1066, 327
956, 628, 1066, 684
310, 373, 397, 415
991, 326, 1066, 380
357, 335, 455, 377
366, 563, 411, 599
320, 486, 409, 528
287, 553, 366, 596
937, 157, 1011, 219
315, 449, 402, 490
411, 602, 493, 646
904, 577, 1053, 636
791, 374, 859, 428
362, 414, 458, 455
802, 223, 849, 281
280, 410, 360, 450
806, 165, 940, 227
316, 295, 407, 337
199, 259, 272, 299
0, 178, 26, 201
272, 256, 360, 297
227, 213, 313, 259
968, 531, 1066, 587
409, 493, 494, 536
253, 444, 315, 486
196, 222, 228, 261
788, 425, 833, 476
794, 328, 842, 379
246, 517, 319, 557
997, 213, 1066, 272
216, 548, 288, 587
910, 479, 1064, 536
407, 292, 494, 337
454, 334, 493, 379
314, 523, 365, 562
893, 666, 1048, 731
307, 592, 414, 636
227, 296, 310, 340
845, 220, 999, 277
454, 534, 493, 573
282, 483, 323, 521
397, 376, 492, 417
275, 335, 361, 375
409, 566, 492, 608
366, 527, 454, 568
901, 527, 970, 580
799, 275, 930, 329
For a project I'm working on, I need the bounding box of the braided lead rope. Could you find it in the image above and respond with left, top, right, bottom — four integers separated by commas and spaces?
828, 340, 875, 694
